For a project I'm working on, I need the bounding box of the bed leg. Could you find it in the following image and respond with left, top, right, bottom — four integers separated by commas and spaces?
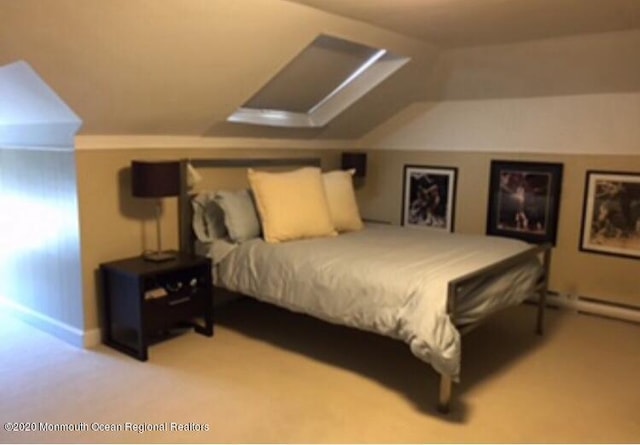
437, 374, 452, 413
536, 247, 551, 335
536, 289, 547, 336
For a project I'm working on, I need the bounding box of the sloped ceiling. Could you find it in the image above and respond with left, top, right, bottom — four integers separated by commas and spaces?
288, 0, 640, 47
2, 0, 640, 141
0, 0, 437, 140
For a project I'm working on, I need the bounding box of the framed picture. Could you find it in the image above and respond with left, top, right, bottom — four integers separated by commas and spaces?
486, 160, 563, 245
579, 171, 640, 260
401, 165, 457, 232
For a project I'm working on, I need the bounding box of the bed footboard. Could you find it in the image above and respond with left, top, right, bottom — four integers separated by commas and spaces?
437, 243, 552, 413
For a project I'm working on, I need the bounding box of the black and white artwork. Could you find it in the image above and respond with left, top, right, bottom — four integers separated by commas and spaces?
580, 171, 640, 260
402, 165, 457, 232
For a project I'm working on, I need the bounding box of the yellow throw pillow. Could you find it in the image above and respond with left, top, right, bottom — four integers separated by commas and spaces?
322, 169, 364, 232
248, 167, 337, 243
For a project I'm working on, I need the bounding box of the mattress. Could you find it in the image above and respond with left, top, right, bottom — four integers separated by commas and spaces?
210, 224, 542, 379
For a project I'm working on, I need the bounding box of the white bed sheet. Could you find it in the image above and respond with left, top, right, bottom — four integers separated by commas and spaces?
210, 224, 542, 379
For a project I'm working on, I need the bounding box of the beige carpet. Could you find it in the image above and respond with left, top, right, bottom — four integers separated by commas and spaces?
0, 298, 639, 444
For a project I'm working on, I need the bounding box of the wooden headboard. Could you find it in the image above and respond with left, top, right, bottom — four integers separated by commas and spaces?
177, 157, 322, 253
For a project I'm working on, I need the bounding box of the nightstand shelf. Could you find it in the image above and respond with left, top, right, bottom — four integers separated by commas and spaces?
100, 253, 213, 361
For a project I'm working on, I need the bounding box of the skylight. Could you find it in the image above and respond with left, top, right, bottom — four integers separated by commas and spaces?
227, 34, 410, 128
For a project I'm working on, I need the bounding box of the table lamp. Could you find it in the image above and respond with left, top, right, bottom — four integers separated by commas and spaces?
131, 160, 181, 262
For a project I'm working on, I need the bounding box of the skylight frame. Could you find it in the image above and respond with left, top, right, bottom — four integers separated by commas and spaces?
227, 35, 410, 128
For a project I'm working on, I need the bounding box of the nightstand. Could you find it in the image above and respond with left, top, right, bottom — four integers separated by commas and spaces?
100, 253, 213, 361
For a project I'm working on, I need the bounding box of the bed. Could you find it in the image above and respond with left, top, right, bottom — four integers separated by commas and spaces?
177, 157, 551, 413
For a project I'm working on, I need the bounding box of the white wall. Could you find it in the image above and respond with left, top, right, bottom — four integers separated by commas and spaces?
361, 29, 640, 154
0, 62, 86, 346
360, 93, 640, 155
0, 147, 86, 346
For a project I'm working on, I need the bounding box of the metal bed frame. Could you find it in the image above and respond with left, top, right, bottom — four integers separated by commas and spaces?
176, 157, 552, 413
438, 242, 551, 412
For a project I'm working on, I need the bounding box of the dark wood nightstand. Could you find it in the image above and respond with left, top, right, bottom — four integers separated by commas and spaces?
100, 253, 213, 361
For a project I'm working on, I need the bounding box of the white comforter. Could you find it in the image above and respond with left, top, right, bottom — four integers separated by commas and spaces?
213, 225, 542, 379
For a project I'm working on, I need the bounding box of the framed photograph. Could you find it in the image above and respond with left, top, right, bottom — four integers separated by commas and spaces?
486, 160, 563, 245
579, 171, 640, 260
402, 165, 457, 232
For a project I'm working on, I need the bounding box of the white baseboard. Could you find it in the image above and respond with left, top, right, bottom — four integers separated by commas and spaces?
537, 292, 640, 324
0, 297, 101, 348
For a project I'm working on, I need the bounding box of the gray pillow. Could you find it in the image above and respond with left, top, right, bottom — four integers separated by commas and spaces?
215, 189, 261, 243
191, 192, 227, 242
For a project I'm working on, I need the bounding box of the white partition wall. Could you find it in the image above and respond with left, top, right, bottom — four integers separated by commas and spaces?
0, 61, 88, 346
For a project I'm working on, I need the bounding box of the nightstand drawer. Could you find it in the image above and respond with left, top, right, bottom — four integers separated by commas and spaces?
144, 291, 208, 332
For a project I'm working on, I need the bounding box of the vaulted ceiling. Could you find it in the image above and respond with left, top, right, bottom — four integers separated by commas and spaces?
1, 0, 639, 141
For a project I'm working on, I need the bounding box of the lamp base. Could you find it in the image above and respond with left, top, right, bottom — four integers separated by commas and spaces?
142, 250, 177, 262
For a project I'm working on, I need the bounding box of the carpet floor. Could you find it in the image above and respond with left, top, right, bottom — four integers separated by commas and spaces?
0, 298, 638, 443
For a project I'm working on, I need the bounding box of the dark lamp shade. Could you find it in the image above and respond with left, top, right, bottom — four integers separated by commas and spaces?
341, 152, 367, 178
131, 160, 181, 198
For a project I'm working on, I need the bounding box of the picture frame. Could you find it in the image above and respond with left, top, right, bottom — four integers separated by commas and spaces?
401, 165, 457, 232
579, 170, 640, 260
486, 160, 563, 245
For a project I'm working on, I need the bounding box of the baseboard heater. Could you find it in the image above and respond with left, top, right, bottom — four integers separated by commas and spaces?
529, 292, 640, 325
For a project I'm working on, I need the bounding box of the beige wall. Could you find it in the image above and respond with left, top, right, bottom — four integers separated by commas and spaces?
76, 147, 341, 331
6, 4, 639, 340
355, 149, 640, 306
8, 143, 635, 338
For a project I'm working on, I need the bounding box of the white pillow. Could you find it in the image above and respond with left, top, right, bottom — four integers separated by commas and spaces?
248, 167, 337, 243
322, 169, 364, 232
